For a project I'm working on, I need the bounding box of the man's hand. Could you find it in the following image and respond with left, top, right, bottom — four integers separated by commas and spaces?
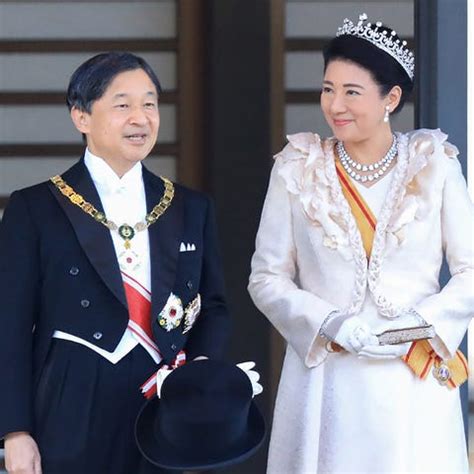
236, 361, 263, 397
4, 432, 42, 474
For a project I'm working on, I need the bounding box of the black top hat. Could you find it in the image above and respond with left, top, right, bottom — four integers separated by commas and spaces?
135, 359, 266, 471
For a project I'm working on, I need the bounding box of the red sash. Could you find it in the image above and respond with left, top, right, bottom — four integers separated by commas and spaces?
122, 271, 186, 399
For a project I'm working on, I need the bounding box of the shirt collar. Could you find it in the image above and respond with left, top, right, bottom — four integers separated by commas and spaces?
84, 148, 143, 195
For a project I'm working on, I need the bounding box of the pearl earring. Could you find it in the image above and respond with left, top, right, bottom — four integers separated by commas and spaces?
384, 105, 390, 123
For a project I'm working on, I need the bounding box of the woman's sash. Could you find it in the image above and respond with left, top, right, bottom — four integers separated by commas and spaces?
335, 160, 468, 388
335, 160, 376, 257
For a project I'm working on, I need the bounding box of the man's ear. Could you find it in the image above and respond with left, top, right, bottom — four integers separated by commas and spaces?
70, 106, 91, 134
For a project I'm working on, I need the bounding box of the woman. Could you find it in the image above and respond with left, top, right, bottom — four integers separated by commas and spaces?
248, 13, 473, 474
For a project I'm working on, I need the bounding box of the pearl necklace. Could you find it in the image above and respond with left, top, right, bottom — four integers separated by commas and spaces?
337, 136, 398, 183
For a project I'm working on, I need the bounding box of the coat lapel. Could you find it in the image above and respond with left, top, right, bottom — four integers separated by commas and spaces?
142, 166, 183, 320
49, 160, 127, 308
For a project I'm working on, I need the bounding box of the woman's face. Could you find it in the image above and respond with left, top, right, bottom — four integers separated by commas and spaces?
321, 59, 391, 144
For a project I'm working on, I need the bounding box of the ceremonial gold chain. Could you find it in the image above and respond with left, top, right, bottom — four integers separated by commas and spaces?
50, 174, 174, 248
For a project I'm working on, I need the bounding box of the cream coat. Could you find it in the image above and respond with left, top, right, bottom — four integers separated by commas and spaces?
248, 129, 474, 473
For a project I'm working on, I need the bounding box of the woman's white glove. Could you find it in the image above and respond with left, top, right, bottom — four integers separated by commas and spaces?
357, 319, 417, 359
236, 361, 263, 397
334, 316, 378, 354
358, 342, 411, 360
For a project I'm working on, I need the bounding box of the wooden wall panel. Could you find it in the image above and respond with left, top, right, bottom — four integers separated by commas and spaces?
0, 1, 178, 210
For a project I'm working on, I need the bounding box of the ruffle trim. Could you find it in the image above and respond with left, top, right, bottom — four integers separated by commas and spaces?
275, 132, 367, 315
370, 129, 458, 318
386, 128, 459, 243
274, 128, 458, 319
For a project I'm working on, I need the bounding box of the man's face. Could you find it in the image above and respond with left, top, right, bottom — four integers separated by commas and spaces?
72, 68, 160, 175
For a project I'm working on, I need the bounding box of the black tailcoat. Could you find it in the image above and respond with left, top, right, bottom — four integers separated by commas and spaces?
0, 160, 230, 439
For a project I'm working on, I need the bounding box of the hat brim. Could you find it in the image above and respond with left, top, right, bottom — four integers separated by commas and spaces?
135, 397, 266, 471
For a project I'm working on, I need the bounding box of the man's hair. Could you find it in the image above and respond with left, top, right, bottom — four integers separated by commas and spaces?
66, 52, 162, 113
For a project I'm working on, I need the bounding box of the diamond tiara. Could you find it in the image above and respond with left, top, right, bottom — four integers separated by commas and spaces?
336, 13, 415, 80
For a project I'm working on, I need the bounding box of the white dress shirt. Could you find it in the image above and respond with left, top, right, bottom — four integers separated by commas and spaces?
54, 149, 160, 364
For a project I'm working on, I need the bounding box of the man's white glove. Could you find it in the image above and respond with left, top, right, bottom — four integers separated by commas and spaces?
156, 361, 263, 399
358, 342, 411, 360
334, 316, 378, 354
155, 366, 173, 398
236, 361, 263, 397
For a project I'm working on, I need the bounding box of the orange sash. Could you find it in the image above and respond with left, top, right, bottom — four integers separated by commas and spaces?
335, 160, 376, 257
335, 161, 468, 388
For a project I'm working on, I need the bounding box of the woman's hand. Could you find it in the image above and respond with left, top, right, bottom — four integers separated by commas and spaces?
333, 316, 378, 354
358, 342, 411, 360
4, 431, 42, 474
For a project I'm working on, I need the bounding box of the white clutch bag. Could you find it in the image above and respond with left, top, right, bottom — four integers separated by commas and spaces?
377, 325, 435, 345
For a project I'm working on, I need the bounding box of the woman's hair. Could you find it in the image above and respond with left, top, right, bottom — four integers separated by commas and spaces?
323, 27, 413, 114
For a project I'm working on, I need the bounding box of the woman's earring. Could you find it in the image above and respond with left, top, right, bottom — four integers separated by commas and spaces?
384, 105, 390, 123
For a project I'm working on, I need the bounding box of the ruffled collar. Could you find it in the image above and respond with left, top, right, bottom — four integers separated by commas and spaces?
274, 128, 458, 318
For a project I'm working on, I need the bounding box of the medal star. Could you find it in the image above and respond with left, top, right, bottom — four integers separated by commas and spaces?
158, 294, 184, 332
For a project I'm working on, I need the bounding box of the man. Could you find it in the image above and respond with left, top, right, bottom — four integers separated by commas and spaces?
0, 52, 230, 474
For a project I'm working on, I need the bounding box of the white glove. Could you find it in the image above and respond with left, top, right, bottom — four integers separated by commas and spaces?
334, 316, 378, 354
155, 365, 173, 398
358, 342, 411, 360
357, 319, 418, 359
156, 360, 264, 399
236, 361, 263, 397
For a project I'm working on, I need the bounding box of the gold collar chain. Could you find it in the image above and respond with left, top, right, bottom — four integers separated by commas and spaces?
51, 174, 174, 249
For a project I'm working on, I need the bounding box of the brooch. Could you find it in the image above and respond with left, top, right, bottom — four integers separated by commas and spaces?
433, 361, 451, 385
